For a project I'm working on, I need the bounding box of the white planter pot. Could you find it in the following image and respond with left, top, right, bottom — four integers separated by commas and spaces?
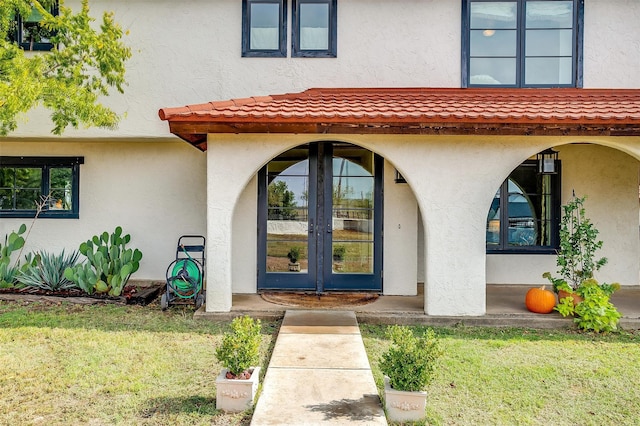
215, 367, 261, 412
383, 376, 427, 422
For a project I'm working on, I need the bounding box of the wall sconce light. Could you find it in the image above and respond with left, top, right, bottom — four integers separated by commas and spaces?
482, 29, 496, 37
537, 148, 558, 174
394, 169, 407, 184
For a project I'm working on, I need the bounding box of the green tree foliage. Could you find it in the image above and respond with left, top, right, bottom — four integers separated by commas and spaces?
268, 180, 298, 220
0, 0, 131, 135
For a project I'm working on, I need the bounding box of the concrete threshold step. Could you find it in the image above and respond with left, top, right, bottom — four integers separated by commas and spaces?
251, 310, 387, 426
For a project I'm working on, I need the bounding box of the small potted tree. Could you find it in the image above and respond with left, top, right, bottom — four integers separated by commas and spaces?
215, 315, 262, 412
332, 244, 346, 271
287, 247, 301, 272
379, 325, 442, 422
543, 195, 621, 332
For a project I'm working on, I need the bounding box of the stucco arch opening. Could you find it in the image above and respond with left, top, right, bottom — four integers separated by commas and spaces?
486, 141, 640, 289
229, 138, 424, 298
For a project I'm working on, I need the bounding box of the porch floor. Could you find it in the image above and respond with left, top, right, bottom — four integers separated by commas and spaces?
195, 285, 640, 330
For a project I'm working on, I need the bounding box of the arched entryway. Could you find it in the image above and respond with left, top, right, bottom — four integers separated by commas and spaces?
257, 142, 383, 292
485, 142, 640, 288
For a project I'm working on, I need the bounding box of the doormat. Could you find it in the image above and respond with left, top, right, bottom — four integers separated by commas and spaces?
260, 292, 379, 308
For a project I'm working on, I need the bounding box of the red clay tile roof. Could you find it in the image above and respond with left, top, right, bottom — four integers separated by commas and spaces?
158, 88, 640, 151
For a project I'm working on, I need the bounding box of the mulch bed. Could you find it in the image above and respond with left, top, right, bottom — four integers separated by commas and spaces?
0, 283, 164, 306
261, 292, 379, 308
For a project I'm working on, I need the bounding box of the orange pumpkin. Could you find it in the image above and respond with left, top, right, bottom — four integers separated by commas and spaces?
525, 286, 556, 314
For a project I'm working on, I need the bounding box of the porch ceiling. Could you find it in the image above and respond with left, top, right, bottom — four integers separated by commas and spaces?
158, 88, 640, 151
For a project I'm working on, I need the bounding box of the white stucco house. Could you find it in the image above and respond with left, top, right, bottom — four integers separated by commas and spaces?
2, 0, 640, 316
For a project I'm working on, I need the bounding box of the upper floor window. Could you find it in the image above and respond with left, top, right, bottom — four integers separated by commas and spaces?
486, 159, 561, 253
292, 0, 337, 57
0, 157, 83, 219
463, 0, 583, 87
8, 1, 58, 51
242, 0, 287, 57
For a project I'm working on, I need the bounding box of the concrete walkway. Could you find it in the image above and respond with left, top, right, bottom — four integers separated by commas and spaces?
251, 310, 387, 426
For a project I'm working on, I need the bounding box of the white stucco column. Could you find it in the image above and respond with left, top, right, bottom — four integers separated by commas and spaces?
205, 134, 303, 311
388, 136, 543, 317
421, 206, 487, 316
205, 145, 236, 312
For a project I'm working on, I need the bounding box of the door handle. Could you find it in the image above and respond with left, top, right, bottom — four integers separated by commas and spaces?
309, 220, 314, 234
327, 222, 332, 234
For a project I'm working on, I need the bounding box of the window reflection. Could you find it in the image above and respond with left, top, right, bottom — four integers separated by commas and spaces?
486, 160, 557, 250
250, 3, 281, 50
468, 0, 577, 87
299, 3, 329, 50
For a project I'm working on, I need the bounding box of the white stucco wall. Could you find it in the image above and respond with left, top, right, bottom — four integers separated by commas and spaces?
11, 0, 640, 138
559, 144, 639, 286
0, 140, 207, 280
232, 176, 258, 294
383, 160, 419, 295
583, 0, 640, 88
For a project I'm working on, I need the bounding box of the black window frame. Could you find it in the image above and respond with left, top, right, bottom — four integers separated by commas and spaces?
486, 160, 561, 254
242, 0, 288, 58
0, 156, 83, 219
462, 0, 584, 88
292, 0, 337, 58
8, 1, 58, 52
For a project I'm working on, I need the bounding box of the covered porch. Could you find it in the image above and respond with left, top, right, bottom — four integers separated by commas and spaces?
159, 88, 640, 316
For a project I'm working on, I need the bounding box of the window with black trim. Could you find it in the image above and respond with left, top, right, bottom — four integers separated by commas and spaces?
486, 160, 560, 253
7, 1, 58, 51
463, 0, 583, 87
0, 157, 83, 219
242, 0, 287, 57
292, 0, 337, 58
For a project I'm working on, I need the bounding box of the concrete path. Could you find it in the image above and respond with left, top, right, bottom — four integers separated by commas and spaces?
251, 310, 387, 425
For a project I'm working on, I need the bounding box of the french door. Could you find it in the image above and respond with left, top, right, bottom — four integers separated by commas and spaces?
257, 142, 383, 292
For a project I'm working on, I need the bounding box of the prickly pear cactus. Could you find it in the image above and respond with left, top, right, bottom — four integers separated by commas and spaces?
0, 224, 28, 288
64, 226, 142, 296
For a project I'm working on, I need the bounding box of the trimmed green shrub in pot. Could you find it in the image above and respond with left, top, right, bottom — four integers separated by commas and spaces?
380, 325, 442, 392
215, 316, 262, 412
380, 325, 442, 422
287, 247, 300, 264
215, 315, 262, 379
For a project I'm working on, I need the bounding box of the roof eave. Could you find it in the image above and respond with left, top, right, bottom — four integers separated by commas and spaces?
167, 119, 640, 140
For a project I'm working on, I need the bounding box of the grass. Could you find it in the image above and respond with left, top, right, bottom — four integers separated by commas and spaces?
0, 301, 279, 426
2, 301, 639, 425
361, 325, 640, 425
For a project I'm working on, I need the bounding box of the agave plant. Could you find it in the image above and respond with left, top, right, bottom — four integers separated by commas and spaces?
18, 249, 80, 292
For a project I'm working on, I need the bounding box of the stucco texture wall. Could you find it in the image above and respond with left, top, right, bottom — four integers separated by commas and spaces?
0, 140, 207, 281
583, 0, 640, 88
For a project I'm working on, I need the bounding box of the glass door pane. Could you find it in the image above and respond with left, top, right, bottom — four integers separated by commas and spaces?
259, 142, 382, 292
331, 149, 375, 274
266, 153, 310, 273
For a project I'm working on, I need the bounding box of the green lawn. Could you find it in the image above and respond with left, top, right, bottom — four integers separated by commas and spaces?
1, 301, 639, 425
361, 325, 640, 425
0, 301, 278, 426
